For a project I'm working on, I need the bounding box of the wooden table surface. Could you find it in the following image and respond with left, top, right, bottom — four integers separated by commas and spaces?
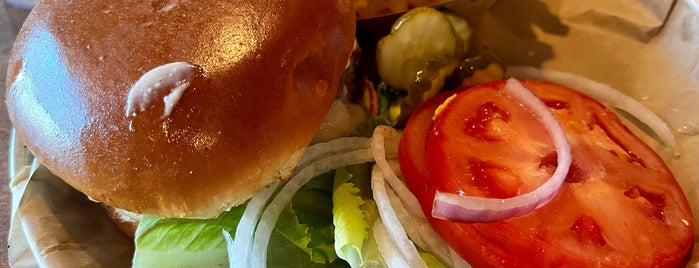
1, 3, 30, 266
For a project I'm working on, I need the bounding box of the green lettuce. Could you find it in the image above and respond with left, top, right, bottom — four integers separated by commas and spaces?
131, 172, 351, 267
267, 231, 350, 268
332, 164, 450, 268
131, 163, 446, 267
132, 204, 247, 267
332, 165, 387, 268
275, 171, 340, 264
133, 199, 350, 267
332, 168, 370, 267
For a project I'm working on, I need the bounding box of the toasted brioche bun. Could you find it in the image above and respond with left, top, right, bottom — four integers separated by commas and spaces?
6, 0, 356, 218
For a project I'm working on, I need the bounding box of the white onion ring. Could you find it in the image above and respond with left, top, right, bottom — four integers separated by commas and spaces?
371, 126, 425, 220
228, 137, 372, 267
371, 165, 428, 268
228, 182, 280, 268
432, 78, 572, 223
507, 66, 676, 152
383, 168, 470, 268
372, 126, 469, 267
251, 148, 375, 267
373, 219, 410, 268
297, 137, 372, 169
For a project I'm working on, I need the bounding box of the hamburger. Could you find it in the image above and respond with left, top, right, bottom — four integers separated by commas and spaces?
6, 0, 356, 219
6, 0, 358, 266
5, 0, 696, 267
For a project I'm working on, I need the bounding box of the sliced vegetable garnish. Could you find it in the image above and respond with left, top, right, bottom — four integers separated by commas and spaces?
371, 126, 424, 220
231, 138, 372, 268
228, 183, 280, 268
429, 78, 571, 222
442, 11, 472, 60
298, 137, 372, 169
250, 146, 375, 267
382, 162, 469, 268
229, 137, 373, 267
376, 7, 461, 91
375, 7, 473, 127
373, 219, 410, 268
399, 79, 694, 267
371, 165, 428, 268
227, 128, 468, 268
371, 126, 468, 267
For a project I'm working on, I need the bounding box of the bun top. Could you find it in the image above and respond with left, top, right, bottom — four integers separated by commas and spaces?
6, 0, 356, 218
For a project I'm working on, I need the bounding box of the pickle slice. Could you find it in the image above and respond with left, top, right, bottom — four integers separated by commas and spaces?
443, 10, 472, 60
376, 7, 460, 91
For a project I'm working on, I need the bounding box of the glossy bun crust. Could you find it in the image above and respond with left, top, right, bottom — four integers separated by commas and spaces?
6, 0, 356, 218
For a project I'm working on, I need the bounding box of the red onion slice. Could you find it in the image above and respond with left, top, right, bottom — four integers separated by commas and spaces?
432, 78, 572, 223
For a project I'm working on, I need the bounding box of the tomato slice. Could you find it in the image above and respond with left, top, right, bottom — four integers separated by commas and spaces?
399, 80, 694, 267
426, 83, 554, 199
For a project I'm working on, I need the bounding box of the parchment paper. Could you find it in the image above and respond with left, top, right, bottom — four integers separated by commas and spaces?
8, 142, 134, 267
7, 0, 699, 266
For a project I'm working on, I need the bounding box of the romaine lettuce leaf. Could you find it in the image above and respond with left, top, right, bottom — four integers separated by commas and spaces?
275, 201, 338, 264
333, 165, 387, 268
131, 171, 350, 267
132, 204, 246, 267
333, 177, 368, 266
267, 231, 349, 268
133, 198, 349, 267
274, 171, 342, 264
131, 161, 444, 267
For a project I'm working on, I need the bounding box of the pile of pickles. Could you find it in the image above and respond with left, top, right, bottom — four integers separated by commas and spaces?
355, 7, 505, 127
